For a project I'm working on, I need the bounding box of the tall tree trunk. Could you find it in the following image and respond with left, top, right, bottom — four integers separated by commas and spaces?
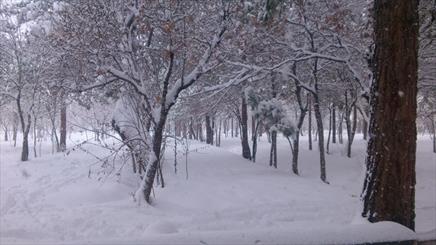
338, 112, 344, 144
362, 0, 418, 231
188, 118, 196, 140
292, 106, 307, 175
33, 116, 37, 158
218, 119, 222, 147
362, 118, 368, 140
231, 117, 234, 137
198, 121, 204, 142
3, 127, 8, 141
332, 105, 336, 144
345, 91, 357, 158
17, 93, 31, 161
241, 96, 252, 160
13, 112, 18, 147
313, 94, 327, 183
308, 94, 313, 150
311, 57, 327, 183
142, 119, 165, 203
269, 130, 277, 168
251, 116, 259, 162
205, 115, 213, 145
59, 92, 67, 152
431, 117, 436, 153
326, 106, 332, 154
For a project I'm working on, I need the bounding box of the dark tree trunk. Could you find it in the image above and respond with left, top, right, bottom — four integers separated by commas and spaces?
143, 120, 165, 203
33, 116, 37, 158
188, 118, 196, 140
251, 116, 259, 162
332, 105, 336, 144
431, 118, 436, 153
231, 117, 234, 137
218, 120, 221, 146
60, 93, 67, 152
198, 122, 204, 142
205, 115, 213, 145
291, 63, 308, 175
362, 0, 418, 231
309, 57, 327, 183
241, 96, 252, 160
4, 127, 8, 141
345, 91, 357, 158
292, 103, 307, 175
17, 92, 31, 161
326, 106, 332, 154
308, 94, 313, 150
269, 130, 277, 168
313, 94, 327, 183
363, 118, 368, 140
338, 112, 344, 144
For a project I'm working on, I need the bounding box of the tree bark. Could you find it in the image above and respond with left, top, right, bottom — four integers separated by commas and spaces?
313, 94, 327, 183
269, 130, 277, 168
338, 111, 344, 144
60, 91, 67, 152
345, 91, 357, 158
251, 116, 259, 162
230, 117, 234, 138
241, 96, 252, 160
326, 106, 332, 154
308, 94, 313, 150
3, 127, 8, 141
205, 115, 213, 145
332, 105, 336, 143
362, 0, 418, 231
13, 112, 18, 147
17, 92, 31, 161
292, 105, 307, 175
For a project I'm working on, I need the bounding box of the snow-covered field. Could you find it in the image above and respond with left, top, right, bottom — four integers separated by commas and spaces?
1, 133, 435, 244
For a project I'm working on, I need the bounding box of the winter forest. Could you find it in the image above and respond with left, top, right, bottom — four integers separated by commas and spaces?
0, 0, 435, 244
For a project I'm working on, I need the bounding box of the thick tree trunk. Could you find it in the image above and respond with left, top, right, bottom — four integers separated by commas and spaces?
241, 96, 251, 160
143, 122, 165, 204
17, 93, 31, 161
362, 0, 418, 231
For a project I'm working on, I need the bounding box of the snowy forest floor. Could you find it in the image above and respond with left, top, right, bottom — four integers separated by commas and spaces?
0, 133, 435, 244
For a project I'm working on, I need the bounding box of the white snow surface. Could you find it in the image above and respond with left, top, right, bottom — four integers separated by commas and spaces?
0, 133, 435, 244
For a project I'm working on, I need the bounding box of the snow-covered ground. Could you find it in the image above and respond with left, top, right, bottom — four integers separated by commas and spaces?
0, 133, 435, 244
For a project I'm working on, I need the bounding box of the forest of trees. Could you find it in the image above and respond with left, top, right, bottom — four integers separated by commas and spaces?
0, 0, 435, 232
